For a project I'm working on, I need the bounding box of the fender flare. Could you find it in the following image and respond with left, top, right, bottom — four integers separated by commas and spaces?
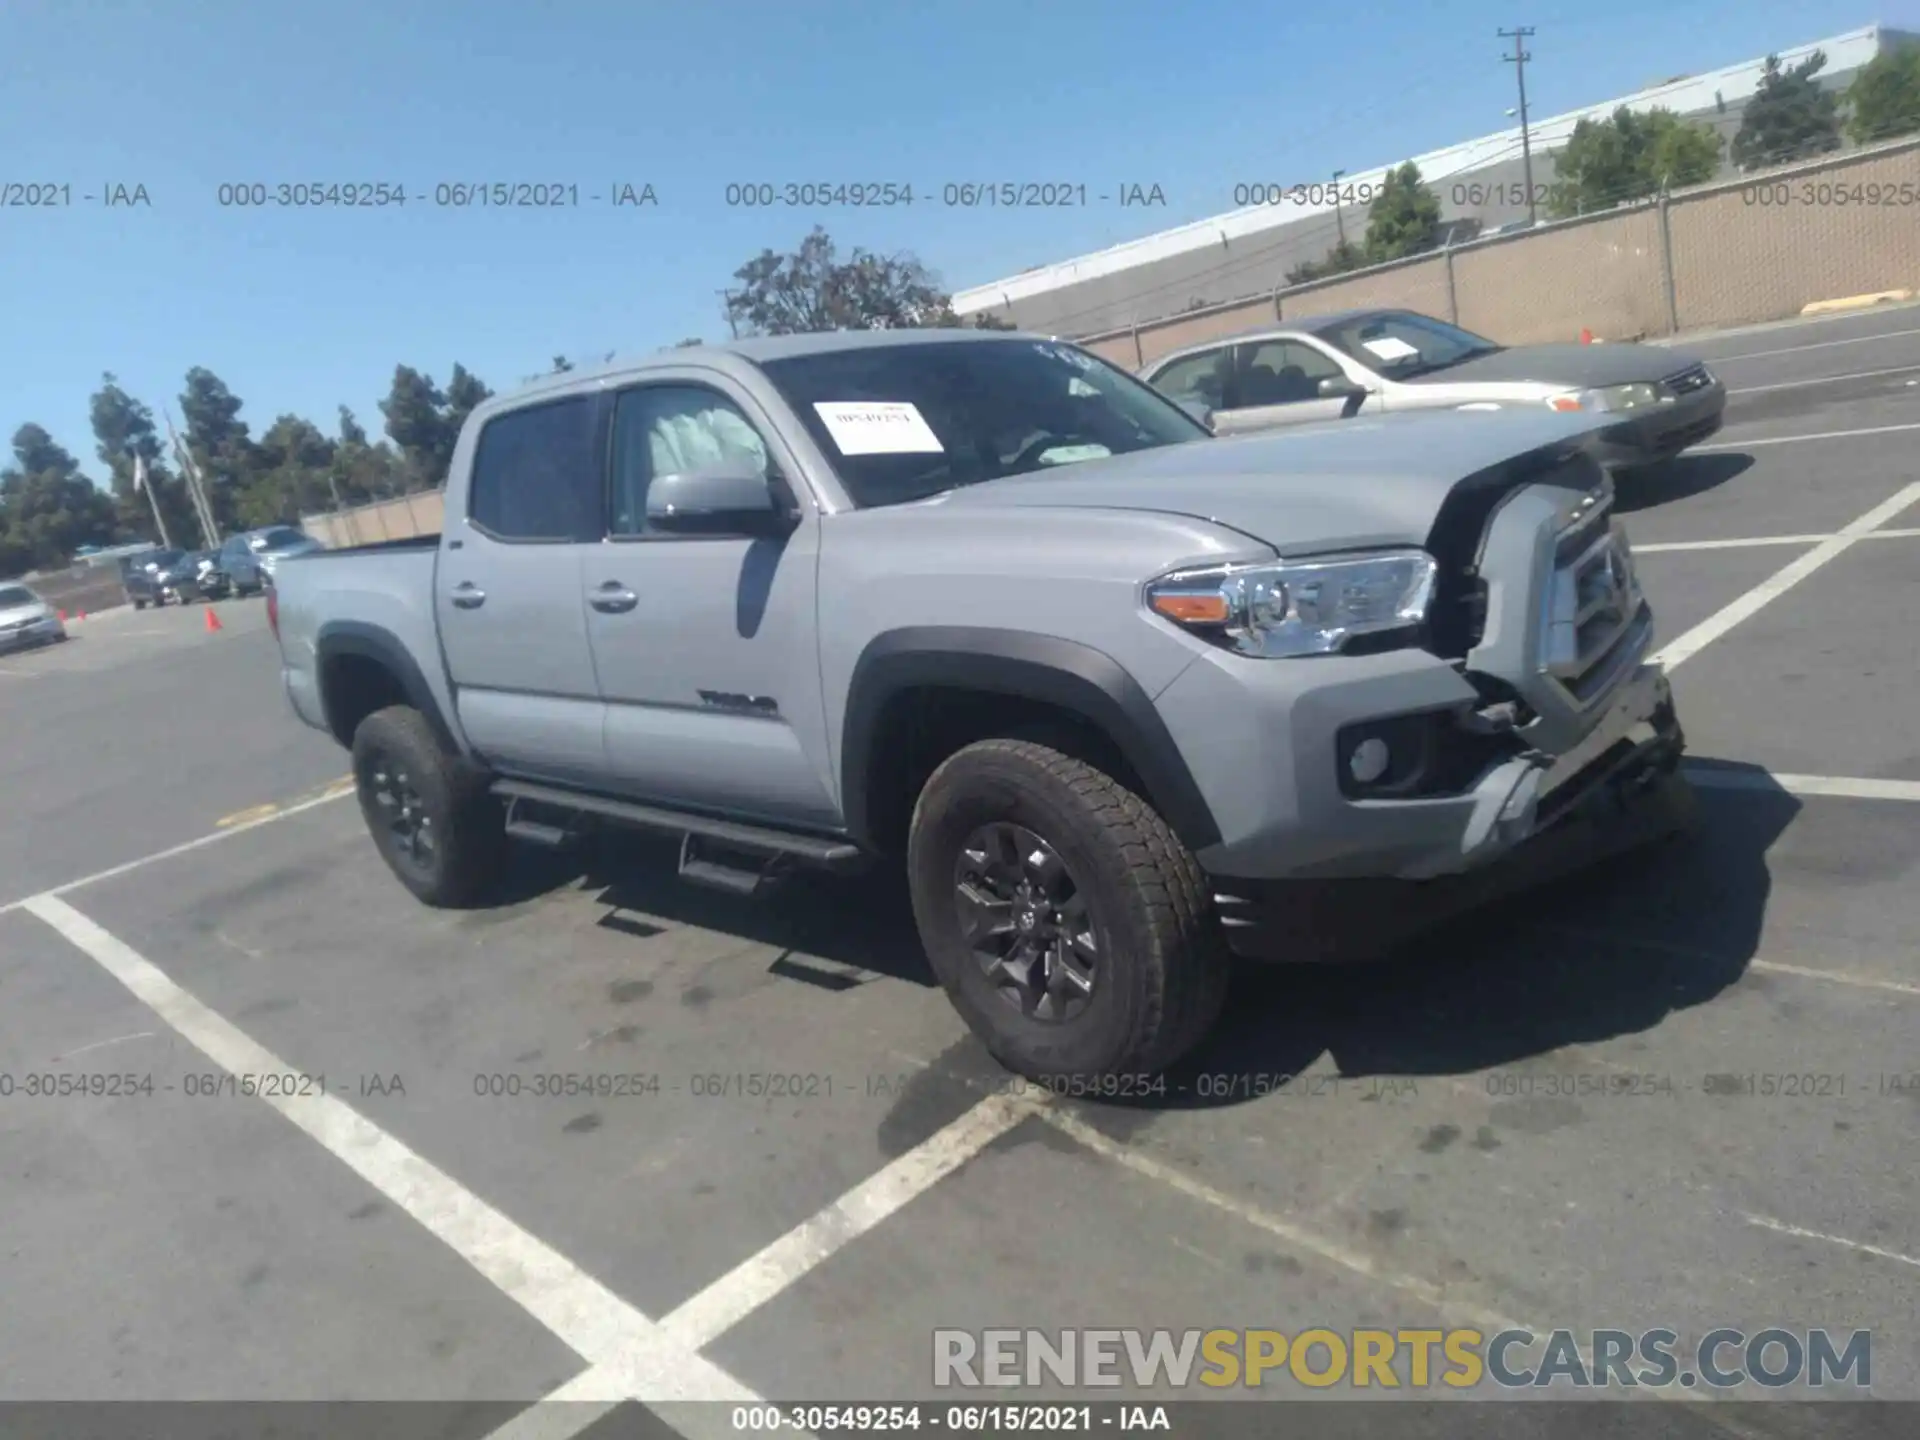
839, 626, 1220, 853
314, 620, 459, 755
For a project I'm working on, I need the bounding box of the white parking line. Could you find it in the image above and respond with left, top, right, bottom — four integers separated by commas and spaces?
1683, 768, 1920, 803
1652, 483, 1920, 670
1704, 324, 1920, 363
1741, 1214, 1920, 1272
0, 786, 353, 917
18, 894, 774, 1430
1634, 528, 1920, 553
657, 1091, 1039, 1352
1726, 362, 1920, 395
1693, 420, 1920, 450
1528, 923, 1920, 1001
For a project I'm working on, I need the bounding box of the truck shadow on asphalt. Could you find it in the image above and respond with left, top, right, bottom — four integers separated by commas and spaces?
1612, 451, 1754, 512
486, 768, 1796, 1114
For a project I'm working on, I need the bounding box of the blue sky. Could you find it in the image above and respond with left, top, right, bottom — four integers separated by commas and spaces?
4, 0, 1901, 480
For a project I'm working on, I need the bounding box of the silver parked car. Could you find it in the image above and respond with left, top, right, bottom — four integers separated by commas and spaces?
0, 582, 68, 652
1141, 308, 1726, 472
218, 525, 324, 595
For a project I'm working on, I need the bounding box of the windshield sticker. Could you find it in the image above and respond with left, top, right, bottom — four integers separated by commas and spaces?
812, 401, 945, 455
1035, 444, 1112, 466
1360, 335, 1420, 362
1032, 342, 1100, 371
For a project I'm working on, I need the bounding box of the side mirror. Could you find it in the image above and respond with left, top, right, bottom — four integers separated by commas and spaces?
1176, 398, 1216, 432
1318, 377, 1369, 418
646, 461, 782, 532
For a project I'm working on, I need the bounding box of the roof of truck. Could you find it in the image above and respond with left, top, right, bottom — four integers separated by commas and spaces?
677, 327, 1047, 362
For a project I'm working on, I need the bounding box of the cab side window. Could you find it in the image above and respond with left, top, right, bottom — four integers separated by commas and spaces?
608, 385, 771, 537
1234, 340, 1345, 407
467, 396, 603, 543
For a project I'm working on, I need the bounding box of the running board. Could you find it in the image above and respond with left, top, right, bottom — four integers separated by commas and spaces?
489, 778, 865, 873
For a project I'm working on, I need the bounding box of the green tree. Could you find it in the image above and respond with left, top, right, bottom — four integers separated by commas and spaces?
674, 337, 705, 348
88, 373, 197, 546
379, 365, 448, 489
1363, 162, 1441, 262
178, 367, 255, 533
551, 355, 574, 373
1546, 106, 1722, 218
330, 405, 405, 506
1846, 43, 1920, 144
1733, 52, 1843, 170
441, 363, 493, 472
242, 414, 337, 527
0, 424, 118, 575
1284, 238, 1366, 286
725, 226, 1016, 334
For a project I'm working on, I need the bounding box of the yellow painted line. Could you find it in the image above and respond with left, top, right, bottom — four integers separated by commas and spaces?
214, 777, 351, 830
215, 803, 283, 830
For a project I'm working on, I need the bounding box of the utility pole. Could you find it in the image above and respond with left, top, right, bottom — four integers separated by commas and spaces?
1499, 26, 1539, 226
165, 410, 220, 549
1331, 169, 1348, 249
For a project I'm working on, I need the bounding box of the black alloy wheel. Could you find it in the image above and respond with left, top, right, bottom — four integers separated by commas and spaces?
953, 820, 1099, 1022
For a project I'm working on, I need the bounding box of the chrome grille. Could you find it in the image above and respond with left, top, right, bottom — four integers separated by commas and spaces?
1538, 491, 1649, 706
1663, 363, 1712, 396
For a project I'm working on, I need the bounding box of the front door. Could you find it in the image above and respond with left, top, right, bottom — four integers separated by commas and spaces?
435, 392, 609, 786
1214, 337, 1374, 433
586, 379, 838, 829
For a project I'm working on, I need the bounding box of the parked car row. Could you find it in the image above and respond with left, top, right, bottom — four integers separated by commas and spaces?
120, 527, 325, 609
1137, 306, 1727, 473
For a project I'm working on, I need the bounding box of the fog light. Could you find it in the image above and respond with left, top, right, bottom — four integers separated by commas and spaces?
1349, 737, 1392, 785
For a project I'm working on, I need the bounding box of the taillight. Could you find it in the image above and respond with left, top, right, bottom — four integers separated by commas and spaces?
265, 585, 279, 640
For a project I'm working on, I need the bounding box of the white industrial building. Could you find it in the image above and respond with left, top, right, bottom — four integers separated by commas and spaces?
952, 23, 1920, 338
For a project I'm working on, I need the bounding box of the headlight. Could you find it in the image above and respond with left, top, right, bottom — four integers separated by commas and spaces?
1145, 550, 1437, 658
1546, 382, 1664, 414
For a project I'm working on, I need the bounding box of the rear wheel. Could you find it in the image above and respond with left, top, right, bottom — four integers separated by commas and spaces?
907, 739, 1230, 1082
351, 705, 507, 907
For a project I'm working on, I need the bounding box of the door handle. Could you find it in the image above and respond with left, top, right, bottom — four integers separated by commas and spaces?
590, 581, 639, 614
449, 582, 486, 610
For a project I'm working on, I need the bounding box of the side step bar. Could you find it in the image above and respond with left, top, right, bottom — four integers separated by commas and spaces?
489, 778, 866, 874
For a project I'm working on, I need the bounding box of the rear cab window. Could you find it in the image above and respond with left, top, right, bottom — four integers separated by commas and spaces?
466, 396, 604, 542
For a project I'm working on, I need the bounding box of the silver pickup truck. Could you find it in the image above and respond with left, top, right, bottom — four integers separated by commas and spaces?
268, 329, 1692, 1082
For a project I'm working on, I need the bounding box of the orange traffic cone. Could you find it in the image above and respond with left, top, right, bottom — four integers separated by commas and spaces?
77, 611, 86, 621
204, 606, 223, 633
1580, 327, 1594, 344
57, 610, 67, 622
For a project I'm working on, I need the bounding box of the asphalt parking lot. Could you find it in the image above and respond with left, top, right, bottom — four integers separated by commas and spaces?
3, 303, 1918, 1440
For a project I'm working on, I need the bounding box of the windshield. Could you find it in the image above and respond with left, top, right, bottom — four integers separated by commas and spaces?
0, 586, 36, 607
256, 527, 308, 549
147, 550, 185, 569
758, 338, 1209, 509
1316, 311, 1504, 379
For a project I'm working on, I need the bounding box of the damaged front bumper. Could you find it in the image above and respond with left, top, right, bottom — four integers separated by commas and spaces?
1212, 663, 1690, 963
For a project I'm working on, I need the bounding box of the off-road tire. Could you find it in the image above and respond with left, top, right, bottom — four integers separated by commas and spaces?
351, 704, 507, 908
907, 739, 1231, 1082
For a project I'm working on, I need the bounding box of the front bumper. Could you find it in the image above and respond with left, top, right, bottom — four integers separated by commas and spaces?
1212, 669, 1688, 963
1590, 385, 1726, 465
0, 619, 64, 651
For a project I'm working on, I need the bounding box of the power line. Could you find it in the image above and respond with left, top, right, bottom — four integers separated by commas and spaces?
1498, 26, 1539, 225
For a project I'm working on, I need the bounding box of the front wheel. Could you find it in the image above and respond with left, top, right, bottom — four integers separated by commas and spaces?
351, 705, 507, 907
907, 739, 1230, 1082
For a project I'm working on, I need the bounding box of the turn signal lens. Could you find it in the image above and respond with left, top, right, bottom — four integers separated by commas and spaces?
1546, 394, 1585, 412
1148, 592, 1232, 625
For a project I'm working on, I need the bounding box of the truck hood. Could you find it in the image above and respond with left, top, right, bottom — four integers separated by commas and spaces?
1398, 342, 1700, 389
932, 407, 1608, 553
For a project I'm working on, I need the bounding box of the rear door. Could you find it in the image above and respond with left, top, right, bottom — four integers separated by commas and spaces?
584, 378, 839, 828
1213, 338, 1368, 433
435, 392, 610, 786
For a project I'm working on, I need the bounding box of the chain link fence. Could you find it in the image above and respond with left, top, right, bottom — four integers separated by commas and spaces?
1073, 136, 1920, 370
